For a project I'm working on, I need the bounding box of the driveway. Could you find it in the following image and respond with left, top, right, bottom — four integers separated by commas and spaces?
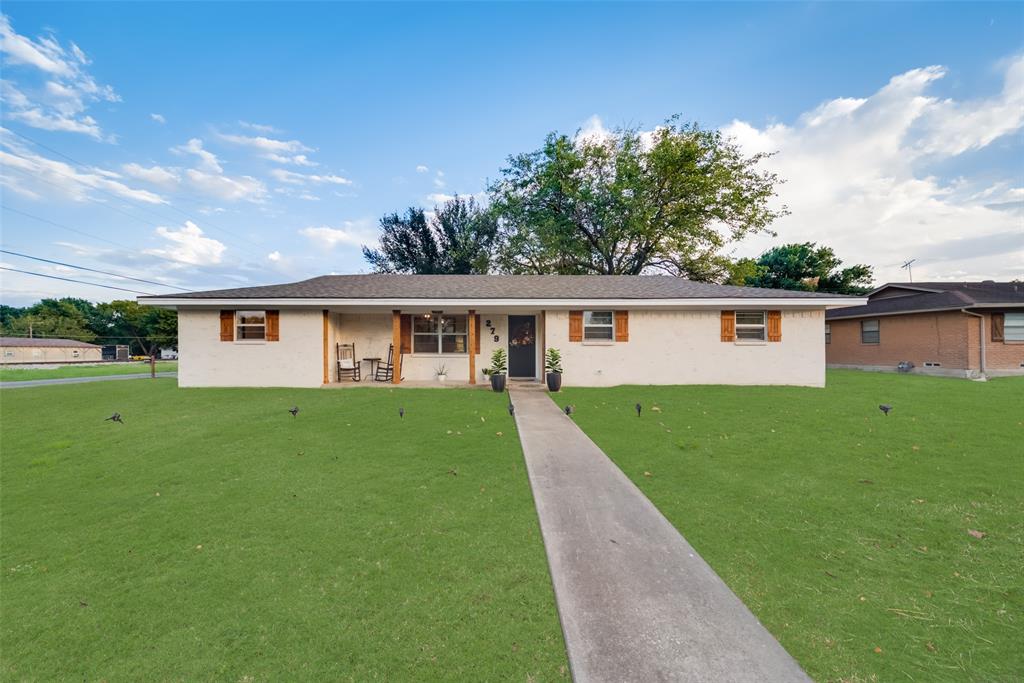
0, 373, 177, 389
509, 387, 810, 682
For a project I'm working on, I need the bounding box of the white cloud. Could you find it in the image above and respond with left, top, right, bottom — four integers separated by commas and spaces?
170, 137, 267, 202
0, 132, 167, 204
721, 55, 1024, 283
238, 121, 278, 134
121, 162, 179, 189
264, 152, 317, 167
150, 113, 166, 124
219, 132, 312, 154
433, 169, 446, 188
267, 250, 281, 262
172, 137, 222, 173
299, 222, 376, 250
145, 221, 226, 266
270, 168, 352, 186
425, 191, 487, 206
0, 15, 119, 141
415, 164, 429, 173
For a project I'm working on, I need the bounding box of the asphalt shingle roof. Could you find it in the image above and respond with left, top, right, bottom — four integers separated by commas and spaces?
826, 282, 1024, 320
145, 274, 855, 301
0, 337, 101, 348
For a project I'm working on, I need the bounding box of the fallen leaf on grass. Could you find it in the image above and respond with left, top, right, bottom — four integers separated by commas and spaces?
643, 471, 652, 477
447, 469, 458, 477
495, 431, 503, 437
651, 406, 661, 412
967, 529, 987, 539
858, 479, 874, 485
926, 641, 937, 652
873, 647, 882, 654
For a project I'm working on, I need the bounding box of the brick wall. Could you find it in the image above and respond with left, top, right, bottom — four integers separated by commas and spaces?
826, 310, 1024, 376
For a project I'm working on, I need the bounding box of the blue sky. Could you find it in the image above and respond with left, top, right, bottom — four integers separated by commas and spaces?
1, 2, 1022, 305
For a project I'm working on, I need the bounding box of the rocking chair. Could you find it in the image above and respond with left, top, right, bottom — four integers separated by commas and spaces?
336, 342, 361, 382
374, 344, 402, 382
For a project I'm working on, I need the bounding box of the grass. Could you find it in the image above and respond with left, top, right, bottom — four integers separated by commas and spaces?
0, 380, 568, 681
0, 361, 178, 381
559, 370, 1023, 682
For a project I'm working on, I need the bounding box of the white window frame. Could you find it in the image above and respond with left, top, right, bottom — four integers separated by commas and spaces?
412, 313, 468, 355
735, 311, 766, 341
236, 310, 267, 341
1005, 312, 1024, 342
824, 323, 831, 344
583, 310, 614, 341
861, 319, 880, 344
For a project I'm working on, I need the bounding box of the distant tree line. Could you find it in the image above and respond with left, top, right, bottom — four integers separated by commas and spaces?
362, 116, 872, 295
0, 298, 177, 355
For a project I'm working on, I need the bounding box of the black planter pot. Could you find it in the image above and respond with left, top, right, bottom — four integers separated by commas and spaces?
490, 373, 507, 393
546, 372, 562, 392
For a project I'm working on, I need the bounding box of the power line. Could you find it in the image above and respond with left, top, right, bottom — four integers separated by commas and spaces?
5, 128, 269, 260
0, 266, 156, 295
0, 333, 179, 340
0, 248, 191, 291
1, 205, 217, 273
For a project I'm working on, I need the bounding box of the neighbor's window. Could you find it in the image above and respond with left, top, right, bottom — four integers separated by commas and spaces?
236, 310, 267, 340
861, 319, 880, 344
413, 314, 467, 354
583, 311, 614, 340
825, 323, 831, 344
72, 350, 80, 358
735, 311, 766, 341
1006, 313, 1024, 341
3, 350, 13, 358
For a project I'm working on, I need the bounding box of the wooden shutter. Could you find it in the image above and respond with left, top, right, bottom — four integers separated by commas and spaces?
473, 314, 481, 353
219, 310, 234, 341
720, 311, 735, 342
266, 310, 280, 342
767, 310, 782, 342
991, 313, 1005, 342
400, 314, 412, 353
614, 310, 629, 342
569, 311, 583, 342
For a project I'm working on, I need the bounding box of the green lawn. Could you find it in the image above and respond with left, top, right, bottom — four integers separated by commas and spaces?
560, 371, 1023, 682
0, 361, 177, 381
0, 380, 568, 681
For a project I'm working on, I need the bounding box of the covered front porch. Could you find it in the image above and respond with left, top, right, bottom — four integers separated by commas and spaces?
321, 308, 546, 386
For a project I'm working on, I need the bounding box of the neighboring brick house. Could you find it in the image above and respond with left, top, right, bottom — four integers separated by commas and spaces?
825, 282, 1024, 378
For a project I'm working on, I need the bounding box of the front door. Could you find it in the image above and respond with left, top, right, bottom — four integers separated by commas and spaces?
507, 315, 537, 378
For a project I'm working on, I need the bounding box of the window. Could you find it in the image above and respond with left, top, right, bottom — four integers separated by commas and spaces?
72, 350, 80, 358
824, 323, 831, 344
583, 311, 614, 340
1006, 312, 1024, 342
413, 314, 467, 354
861, 319, 880, 344
236, 310, 266, 340
3, 350, 13, 358
924, 361, 941, 367
735, 311, 766, 341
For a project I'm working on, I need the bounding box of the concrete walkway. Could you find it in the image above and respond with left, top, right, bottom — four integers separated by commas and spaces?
510, 387, 810, 682
0, 373, 176, 389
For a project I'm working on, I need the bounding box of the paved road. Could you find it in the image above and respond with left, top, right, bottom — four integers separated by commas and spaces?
0, 373, 177, 389
510, 387, 810, 682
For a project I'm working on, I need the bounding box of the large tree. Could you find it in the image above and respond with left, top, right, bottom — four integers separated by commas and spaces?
93, 300, 178, 355
362, 196, 498, 274
744, 242, 873, 294
0, 298, 97, 342
488, 117, 787, 279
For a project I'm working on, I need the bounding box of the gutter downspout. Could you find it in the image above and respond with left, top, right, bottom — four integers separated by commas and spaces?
962, 309, 986, 380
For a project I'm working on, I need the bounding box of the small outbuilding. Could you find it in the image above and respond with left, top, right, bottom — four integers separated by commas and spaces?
0, 337, 103, 365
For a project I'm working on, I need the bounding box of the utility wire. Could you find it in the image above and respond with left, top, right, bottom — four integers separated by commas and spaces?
0, 265, 156, 295
0, 248, 191, 291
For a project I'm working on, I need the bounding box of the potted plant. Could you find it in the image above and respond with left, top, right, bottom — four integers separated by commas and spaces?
545, 347, 563, 392
435, 362, 447, 382
487, 348, 507, 393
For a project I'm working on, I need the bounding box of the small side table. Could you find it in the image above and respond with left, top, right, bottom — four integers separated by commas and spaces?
363, 357, 382, 379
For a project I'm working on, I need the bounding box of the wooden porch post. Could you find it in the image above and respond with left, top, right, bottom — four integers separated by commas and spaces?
392, 309, 402, 385
322, 310, 329, 384
468, 309, 476, 385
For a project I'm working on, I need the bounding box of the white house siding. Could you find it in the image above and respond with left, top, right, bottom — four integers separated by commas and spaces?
178, 309, 323, 387
545, 309, 826, 387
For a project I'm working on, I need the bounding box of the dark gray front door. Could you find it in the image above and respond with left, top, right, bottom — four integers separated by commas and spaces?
508, 315, 537, 378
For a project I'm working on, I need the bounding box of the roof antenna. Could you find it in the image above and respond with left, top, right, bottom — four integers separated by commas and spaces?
900, 259, 916, 283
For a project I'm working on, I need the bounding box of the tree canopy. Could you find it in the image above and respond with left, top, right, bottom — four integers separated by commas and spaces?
743, 242, 874, 294
0, 298, 177, 354
362, 195, 498, 274
487, 117, 787, 280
